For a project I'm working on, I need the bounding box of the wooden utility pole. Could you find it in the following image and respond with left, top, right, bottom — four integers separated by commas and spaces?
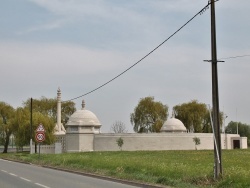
210, 0, 222, 178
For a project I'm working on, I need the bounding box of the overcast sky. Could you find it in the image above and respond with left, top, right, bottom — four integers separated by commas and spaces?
1, 0, 250, 132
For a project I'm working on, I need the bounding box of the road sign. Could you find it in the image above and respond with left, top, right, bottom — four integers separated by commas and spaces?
36, 123, 45, 133
35, 132, 45, 142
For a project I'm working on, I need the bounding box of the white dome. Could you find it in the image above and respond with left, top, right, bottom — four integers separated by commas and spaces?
161, 117, 186, 133
66, 100, 101, 127
66, 109, 101, 127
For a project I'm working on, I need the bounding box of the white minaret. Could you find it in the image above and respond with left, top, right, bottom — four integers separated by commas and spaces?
55, 87, 66, 135
57, 87, 62, 131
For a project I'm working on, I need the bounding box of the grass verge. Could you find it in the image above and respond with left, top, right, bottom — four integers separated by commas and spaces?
1, 150, 250, 188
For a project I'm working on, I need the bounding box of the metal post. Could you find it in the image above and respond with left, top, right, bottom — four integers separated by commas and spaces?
39, 143, 41, 160
208, 105, 220, 166
224, 115, 227, 149
30, 98, 33, 154
236, 109, 238, 134
210, 0, 222, 178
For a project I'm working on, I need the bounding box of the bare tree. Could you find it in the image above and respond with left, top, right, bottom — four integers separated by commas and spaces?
110, 121, 127, 133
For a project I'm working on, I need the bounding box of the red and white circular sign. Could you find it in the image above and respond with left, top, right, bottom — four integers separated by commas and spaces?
35, 132, 45, 142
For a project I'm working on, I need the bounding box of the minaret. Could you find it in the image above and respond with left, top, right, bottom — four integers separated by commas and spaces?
55, 87, 66, 135
57, 87, 62, 132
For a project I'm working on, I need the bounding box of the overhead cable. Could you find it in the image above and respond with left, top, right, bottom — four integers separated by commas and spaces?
218, 54, 250, 60
64, 2, 211, 102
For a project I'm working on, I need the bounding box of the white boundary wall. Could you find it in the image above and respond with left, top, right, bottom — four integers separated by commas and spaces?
30, 135, 66, 154
31, 133, 247, 153
94, 133, 247, 151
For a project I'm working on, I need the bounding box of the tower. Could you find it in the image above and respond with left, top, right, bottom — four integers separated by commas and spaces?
54, 87, 66, 135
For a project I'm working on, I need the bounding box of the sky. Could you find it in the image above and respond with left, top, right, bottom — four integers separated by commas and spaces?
1, 0, 250, 133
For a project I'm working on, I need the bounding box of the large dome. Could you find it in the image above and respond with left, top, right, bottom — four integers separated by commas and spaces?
66, 100, 101, 127
161, 117, 186, 133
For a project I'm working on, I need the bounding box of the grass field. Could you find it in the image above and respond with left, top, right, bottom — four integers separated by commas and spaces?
0, 149, 249, 188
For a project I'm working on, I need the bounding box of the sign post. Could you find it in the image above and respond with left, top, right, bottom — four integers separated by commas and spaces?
35, 123, 46, 159
30, 98, 33, 154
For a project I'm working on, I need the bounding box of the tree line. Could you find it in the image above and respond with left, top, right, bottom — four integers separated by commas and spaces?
1, 96, 250, 153
130, 96, 224, 133
226, 121, 250, 146
0, 97, 75, 153
130, 96, 250, 146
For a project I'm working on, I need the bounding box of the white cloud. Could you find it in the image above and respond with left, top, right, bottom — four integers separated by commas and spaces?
1, 0, 250, 132
25, 0, 207, 36
27, 0, 142, 21
0, 42, 128, 76
16, 19, 67, 35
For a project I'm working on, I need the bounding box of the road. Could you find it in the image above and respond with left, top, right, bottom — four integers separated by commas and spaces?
0, 159, 141, 188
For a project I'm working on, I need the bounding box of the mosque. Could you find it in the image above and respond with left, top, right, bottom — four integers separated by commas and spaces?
36, 89, 247, 154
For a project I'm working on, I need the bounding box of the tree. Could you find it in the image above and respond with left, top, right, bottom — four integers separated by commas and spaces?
173, 100, 224, 133
226, 121, 250, 146
116, 137, 124, 151
193, 137, 201, 150
130, 96, 168, 133
0, 102, 15, 153
12, 106, 56, 151
12, 97, 76, 152
12, 107, 30, 149
22, 97, 76, 144
22, 97, 76, 125
173, 100, 207, 133
32, 112, 55, 145
202, 112, 213, 133
110, 121, 127, 133
203, 109, 224, 133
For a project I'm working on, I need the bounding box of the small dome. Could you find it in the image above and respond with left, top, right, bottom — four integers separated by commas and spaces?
161, 117, 186, 133
66, 100, 101, 127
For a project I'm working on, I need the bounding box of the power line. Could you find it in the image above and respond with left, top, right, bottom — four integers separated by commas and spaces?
64, 3, 211, 102
218, 54, 250, 60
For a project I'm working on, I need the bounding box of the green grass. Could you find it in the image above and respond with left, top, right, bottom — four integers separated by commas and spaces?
1, 150, 250, 188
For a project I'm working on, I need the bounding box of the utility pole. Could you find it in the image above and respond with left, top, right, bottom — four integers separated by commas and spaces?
236, 108, 238, 134
30, 98, 33, 154
210, 0, 222, 178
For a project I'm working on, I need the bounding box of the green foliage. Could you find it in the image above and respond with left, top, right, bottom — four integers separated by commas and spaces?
20, 97, 76, 146
0, 97, 76, 152
201, 112, 213, 133
13, 107, 30, 148
116, 137, 124, 150
32, 112, 55, 145
23, 97, 76, 125
173, 100, 224, 133
12, 107, 56, 146
2, 150, 250, 187
130, 96, 168, 133
226, 121, 250, 146
0, 101, 15, 153
193, 137, 201, 150
174, 100, 207, 133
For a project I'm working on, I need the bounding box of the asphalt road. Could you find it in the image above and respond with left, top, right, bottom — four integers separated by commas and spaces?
0, 159, 141, 188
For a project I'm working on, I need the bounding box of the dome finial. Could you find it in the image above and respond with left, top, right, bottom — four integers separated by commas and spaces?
82, 100, 85, 109
172, 111, 175, 118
